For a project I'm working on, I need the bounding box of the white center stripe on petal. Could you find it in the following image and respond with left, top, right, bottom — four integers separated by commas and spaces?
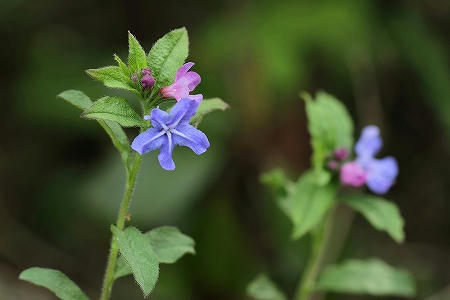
171, 128, 195, 143
144, 130, 165, 147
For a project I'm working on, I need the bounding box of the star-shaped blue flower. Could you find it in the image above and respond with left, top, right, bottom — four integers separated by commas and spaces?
131, 98, 210, 170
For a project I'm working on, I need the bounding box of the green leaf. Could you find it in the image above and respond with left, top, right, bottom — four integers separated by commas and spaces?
260, 168, 292, 197
115, 226, 195, 279
279, 172, 337, 239
86, 66, 137, 94
190, 98, 230, 127
58, 90, 130, 155
112, 226, 159, 297
147, 27, 189, 90
303, 91, 353, 170
246, 274, 286, 300
19, 267, 89, 300
342, 195, 405, 243
57, 89, 93, 110
128, 32, 148, 73
316, 258, 416, 297
82, 96, 145, 128
114, 54, 130, 76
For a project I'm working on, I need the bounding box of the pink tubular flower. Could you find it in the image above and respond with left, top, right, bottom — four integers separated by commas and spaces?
160, 62, 203, 102
340, 162, 367, 187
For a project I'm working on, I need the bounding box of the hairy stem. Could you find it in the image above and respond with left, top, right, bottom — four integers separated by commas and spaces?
293, 207, 336, 300
99, 154, 142, 300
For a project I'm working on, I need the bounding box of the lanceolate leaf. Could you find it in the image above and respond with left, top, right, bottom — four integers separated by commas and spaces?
128, 32, 148, 73
82, 96, 145, 128
190, 98, 230, 127
147, 27, 189, 90
86, 66, 137, 94
114, 54, 130, 76
58, 90, 130, 155
342, 195, 405, 243
303, 91, 353, 170
112, 226, 159, 297
279, 172, 337, 239
19, 267, 89, 300
115, 226, 195, 279
316, 259, 416, 297
246, 274, 286, 300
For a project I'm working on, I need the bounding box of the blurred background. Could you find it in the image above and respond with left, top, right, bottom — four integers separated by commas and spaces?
0, 0, 449, 299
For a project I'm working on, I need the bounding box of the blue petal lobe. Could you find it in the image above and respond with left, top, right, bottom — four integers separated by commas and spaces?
150, 108, 169, 130
355, 125, 383, 166
131, 128, 165, 155
167, 98, 199, 128
172, 124, 210, 155
158, 133, 176, 170
365, 156, 399, 194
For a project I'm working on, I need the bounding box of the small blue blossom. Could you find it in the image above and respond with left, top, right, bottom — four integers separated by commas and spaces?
340, 125, 398, 194
131, 98, 210, 170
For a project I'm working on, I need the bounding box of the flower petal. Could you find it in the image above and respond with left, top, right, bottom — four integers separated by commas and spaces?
157, 132, 175, 170
172, 124, 210, 155
167, 98, 199, 128
188, 94, 203, 103
340, 162, 367, 187
355, 125, 383, 166
185, 71, 201, 91
365, 156, 399, 194
149, 108, 169, 130
175, 62, 195, 81
131, 128, 165, 155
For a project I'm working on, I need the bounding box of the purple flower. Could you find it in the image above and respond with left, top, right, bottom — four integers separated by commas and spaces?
340, 125, 398, 194
131, 98, 210, 171
160, 62, 203, 102
141, 74, 155, 89
333, 147, 349, 161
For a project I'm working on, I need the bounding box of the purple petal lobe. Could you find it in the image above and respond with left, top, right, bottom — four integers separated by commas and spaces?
355, 125, 383, 166
365, 157, 398, 194
168, 98, 199, 128
131, 128, 165, 155
150, 108, 169, 130
188, 94, 203, 103
185, 71, 201, 91
340, 162, 367, 187
172, 124, 210, 154
158, 133, 175, 170
175, 62, 195, 81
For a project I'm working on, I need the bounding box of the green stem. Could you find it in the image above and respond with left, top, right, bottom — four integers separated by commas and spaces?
293, 207, 336, 300
99, 154, 142, 300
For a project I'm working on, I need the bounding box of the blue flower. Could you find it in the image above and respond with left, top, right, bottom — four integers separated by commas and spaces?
131, 98, 210, 170
340, 125, 398, 194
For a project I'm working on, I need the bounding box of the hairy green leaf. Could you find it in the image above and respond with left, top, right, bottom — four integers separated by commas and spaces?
342, 195, 405, 243
112, 226, 159, 297
279, 172, 337, 239
316, 258, 416, 297
115, 226, 195, 279
147, 27, 189, 90
82, 96, 145, 128
190, 98, 229, 127
86, 66, 137, 94
303, 91, 353, 170
128, 32, 148, 73
58, 90, 130, 155
19, 267, 89, 300
246, 274, 286, 300
114, 54, 130, 76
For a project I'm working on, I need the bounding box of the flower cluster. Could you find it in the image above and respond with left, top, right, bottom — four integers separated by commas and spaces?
339, 126, 399, 194
131, 63, 207, 170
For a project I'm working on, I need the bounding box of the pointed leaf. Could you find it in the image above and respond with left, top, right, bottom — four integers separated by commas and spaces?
128, 32, 148, 72
190, 98, 229, 126
82, 96, 145, 127
115, 226, 195, 279
114, 54, 130, 76
279, 172, 337, 239
19, 267, 89, 300
303, 91, 353, 170
58, 90, 130, 154
246, 274, 286, 300
316, 259, 416, 297
58, 89, 93, 110
342, 195, 405, 243
112, 226, 159, 297
86, 66, 137, 94
147, 27, 189, 90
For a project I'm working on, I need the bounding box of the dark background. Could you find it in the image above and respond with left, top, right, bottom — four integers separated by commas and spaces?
0, 0, 449, 299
